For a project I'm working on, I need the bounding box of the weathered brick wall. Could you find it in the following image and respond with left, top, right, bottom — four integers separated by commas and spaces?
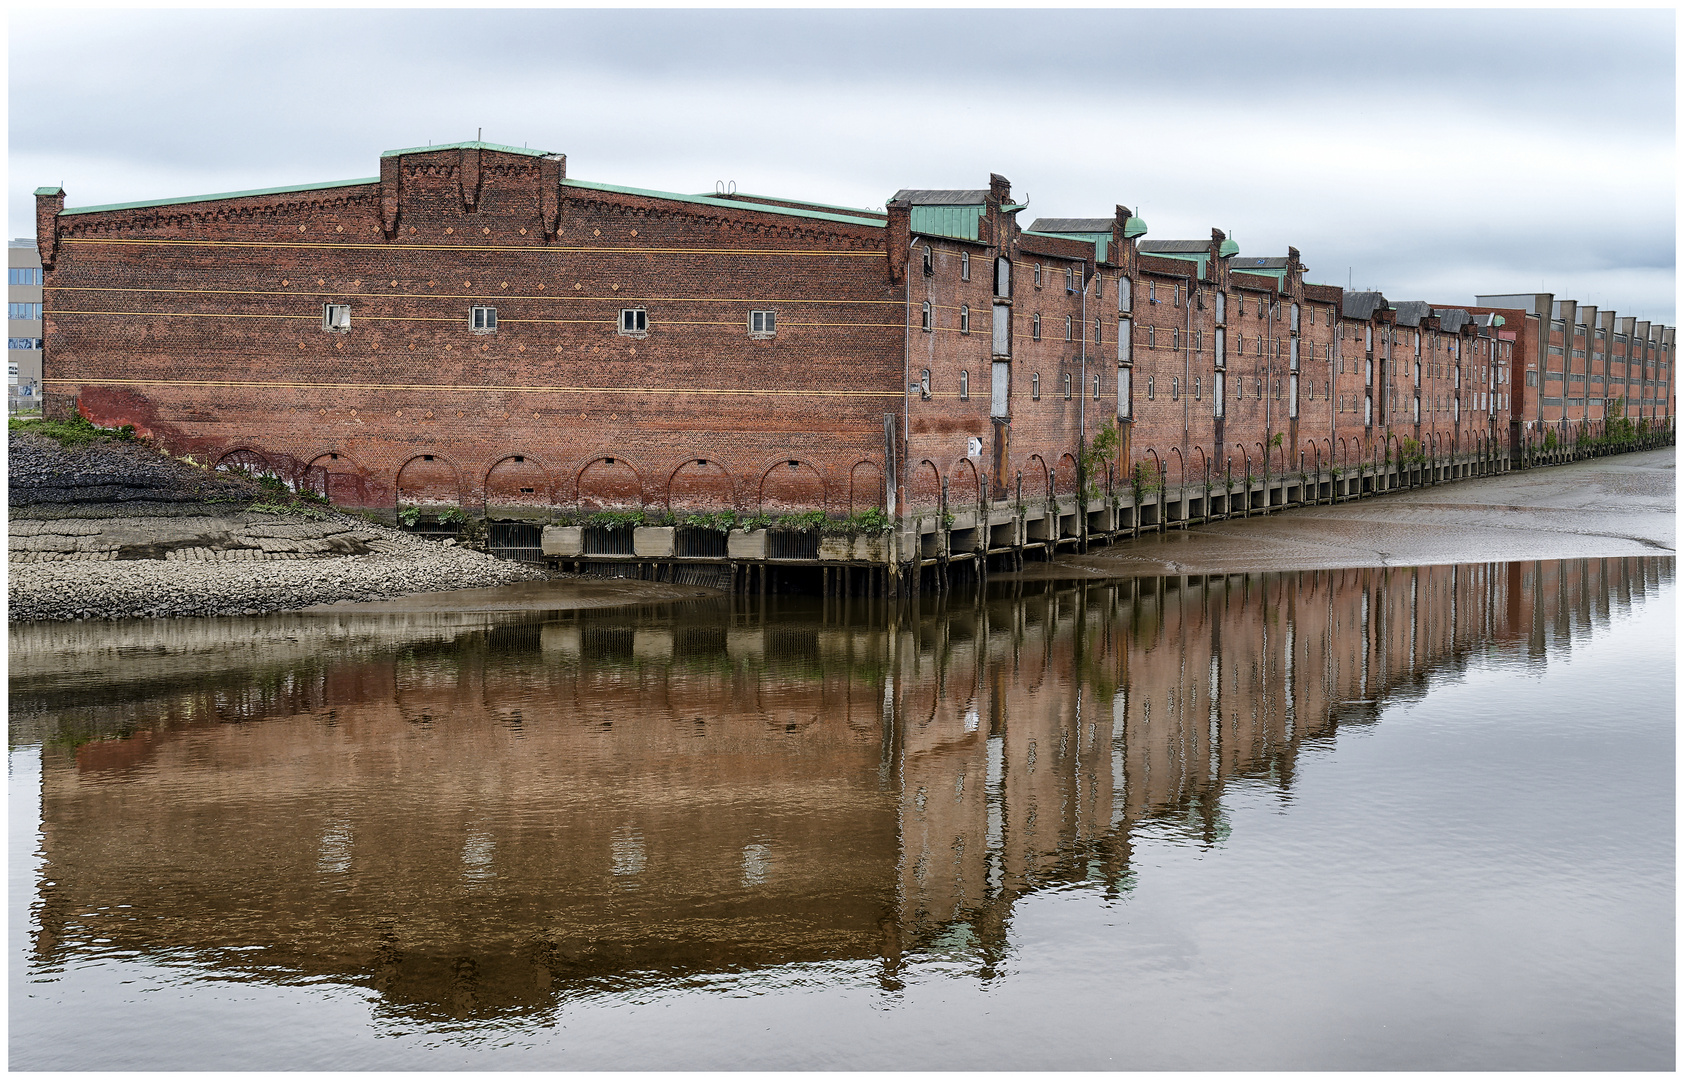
42, 146, 904, 519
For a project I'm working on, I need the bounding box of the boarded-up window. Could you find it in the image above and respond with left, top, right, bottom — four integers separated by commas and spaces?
991, 360, 1009, 418
993, 304, 1010, 356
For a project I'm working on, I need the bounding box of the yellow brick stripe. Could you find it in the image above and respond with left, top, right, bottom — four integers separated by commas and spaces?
43, 376, 909, 399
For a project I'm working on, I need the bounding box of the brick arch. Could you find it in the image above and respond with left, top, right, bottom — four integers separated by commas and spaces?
758, 457, 827, 514
1056, 453, 1079, 495
576, 455, 643, 512
950, 458, 981, 509
1167, 447, 1185, 491
485, 454, 554, 518
216, 447, 275, 477
667, 457, 737, 513
397, 453, 464, 509
1026, 454, 1050, 497
302, 450, 383, 509
849, 460, 884, 515
908, 459, 941, 513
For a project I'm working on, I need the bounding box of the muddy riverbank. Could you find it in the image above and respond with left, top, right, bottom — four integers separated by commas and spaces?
7, 428, 549, 621
1020, 448, 1676, 580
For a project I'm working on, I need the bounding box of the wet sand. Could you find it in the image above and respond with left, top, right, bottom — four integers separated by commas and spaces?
1020, 448, 1676, 580
296, 576, 721, 614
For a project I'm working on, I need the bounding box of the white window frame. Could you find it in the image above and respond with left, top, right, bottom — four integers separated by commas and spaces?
960, 305, 970, 334
322, 303, 351, 332
749, 310, 776, 337
471, 306, 498, 332
618, 308, 647, 336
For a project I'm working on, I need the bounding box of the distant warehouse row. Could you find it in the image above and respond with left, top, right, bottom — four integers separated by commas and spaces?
30, 140, 1674, 524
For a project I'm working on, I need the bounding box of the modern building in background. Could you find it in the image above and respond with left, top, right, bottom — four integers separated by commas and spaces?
9, 238, 44, 412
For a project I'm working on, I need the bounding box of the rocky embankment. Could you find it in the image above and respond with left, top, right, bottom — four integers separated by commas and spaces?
8, 428, 543, 621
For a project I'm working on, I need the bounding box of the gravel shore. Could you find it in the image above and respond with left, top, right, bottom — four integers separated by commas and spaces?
8, 428, 545, 621
8, 529, 545, 621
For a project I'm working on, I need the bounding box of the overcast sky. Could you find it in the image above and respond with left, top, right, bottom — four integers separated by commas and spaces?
9, 8, 1676, 324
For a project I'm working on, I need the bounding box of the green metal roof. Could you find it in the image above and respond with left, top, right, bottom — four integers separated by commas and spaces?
1145, 250, 1211, 276
1217, 237, 1240, 258
58, 176, 379, 217
909, 204, 984, 242
701, 191, 886, 217
1123, 216, 1148, 239
33, 186, 62, 197
380, 139, 557, 159
1025, 230, 1108, 263
562, 178, 886, 228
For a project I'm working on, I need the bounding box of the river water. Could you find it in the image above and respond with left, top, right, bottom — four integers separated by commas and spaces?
9, 558, 1674, 1070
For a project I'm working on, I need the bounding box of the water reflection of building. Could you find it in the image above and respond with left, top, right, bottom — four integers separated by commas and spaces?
13, 557, 1670, 1019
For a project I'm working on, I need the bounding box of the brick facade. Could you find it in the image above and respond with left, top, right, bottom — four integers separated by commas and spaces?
35, 141, 1673, 526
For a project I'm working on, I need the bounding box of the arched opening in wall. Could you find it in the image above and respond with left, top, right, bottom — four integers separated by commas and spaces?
1193, 446, 1208, 485
303, 452, 381, 509
217, 448, 277, 483
1145, 449, 1163, 492
1168, 447, 1185, 494
1254, 442, 1268, 475
849, 461, 885, 516
1026, 454, 1050, 499
485, 455, 552, 520
1056, 453, 1080, 496
397, 455, 463, 515
950, 458, 981, 510
668, 459, 736, 514
759, 458, 827, 515
576, 457, 644, 512
907, 460, 941, 514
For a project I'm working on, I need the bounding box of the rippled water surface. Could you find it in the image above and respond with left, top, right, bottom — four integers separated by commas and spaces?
9, 558, 1674, 1070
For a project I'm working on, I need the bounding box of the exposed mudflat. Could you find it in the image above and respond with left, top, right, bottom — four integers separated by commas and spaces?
1023, 449, 1676, 580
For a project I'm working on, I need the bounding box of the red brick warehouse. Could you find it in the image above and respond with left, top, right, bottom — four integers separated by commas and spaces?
33, 139, 1674, 530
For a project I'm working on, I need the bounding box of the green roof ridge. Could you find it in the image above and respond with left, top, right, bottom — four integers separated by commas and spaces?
33, 186, 63, 196
562, 179, 886, 228
59, 176, 378, 217
380, 139, 557, 159
703, 191, 887, 217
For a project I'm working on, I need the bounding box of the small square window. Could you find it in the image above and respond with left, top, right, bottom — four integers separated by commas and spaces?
322, 303, 350, 331
471, 306, 497, 331
749, 310, 776, 336
619, 308, 647, 335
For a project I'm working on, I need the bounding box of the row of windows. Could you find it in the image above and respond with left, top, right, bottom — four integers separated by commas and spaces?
918, 368, 1082, 402
8, 337, 42, 350
319, 304, 777, 337
8, 268, 42, 287
8, 303, 42, 320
